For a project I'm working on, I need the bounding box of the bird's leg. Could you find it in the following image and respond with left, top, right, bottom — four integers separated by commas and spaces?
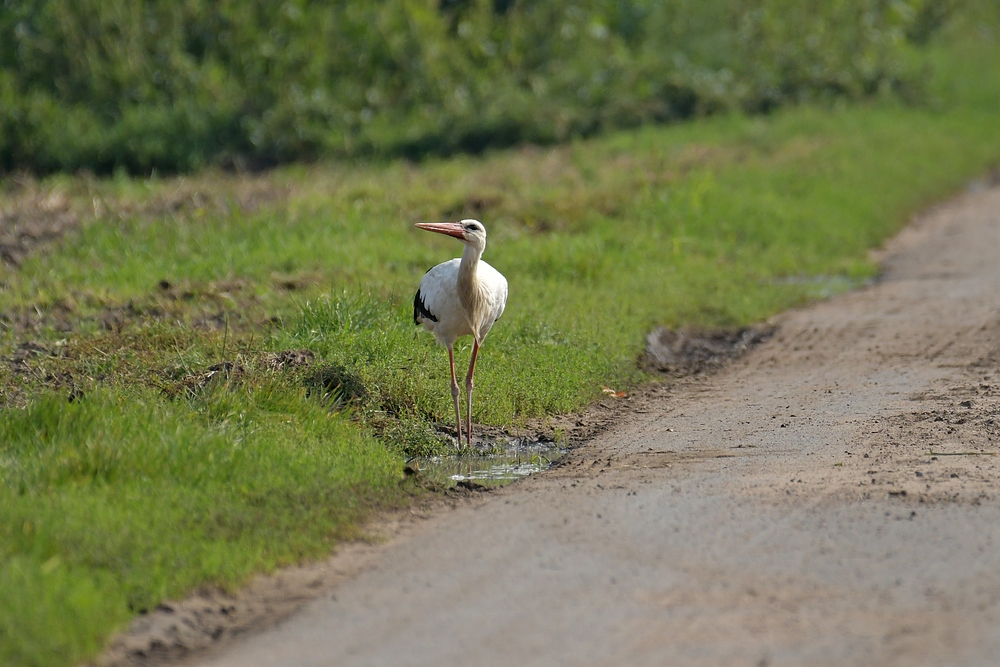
448, 346, 463, 449
465, 340, 480, 448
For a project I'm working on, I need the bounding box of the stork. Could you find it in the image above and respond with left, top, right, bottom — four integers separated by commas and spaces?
413, 219, 508, 448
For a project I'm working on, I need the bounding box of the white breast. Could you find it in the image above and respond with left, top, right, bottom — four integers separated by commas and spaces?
415, 259, 507, 348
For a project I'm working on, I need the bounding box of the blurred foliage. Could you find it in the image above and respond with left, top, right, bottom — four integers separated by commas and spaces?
0, 0, 978, 174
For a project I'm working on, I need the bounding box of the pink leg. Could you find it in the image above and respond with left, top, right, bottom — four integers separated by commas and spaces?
448, 346, 463, 448
464, 340, 480, 448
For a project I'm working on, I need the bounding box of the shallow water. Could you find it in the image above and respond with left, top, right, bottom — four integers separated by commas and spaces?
415, 437, 564, 487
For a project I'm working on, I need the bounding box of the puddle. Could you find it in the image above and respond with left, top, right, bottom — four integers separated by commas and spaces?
414, 437, 565, 487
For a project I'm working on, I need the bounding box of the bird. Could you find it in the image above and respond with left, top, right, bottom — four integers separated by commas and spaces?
413, 219, 508, 449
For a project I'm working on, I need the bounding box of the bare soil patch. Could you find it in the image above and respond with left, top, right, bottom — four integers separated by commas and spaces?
0, 173, 289, 270
828, 364, 1000, 504
642, 326, 774, 375
0, 190, 79, 267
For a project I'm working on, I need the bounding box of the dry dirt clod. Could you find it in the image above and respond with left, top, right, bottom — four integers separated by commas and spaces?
642, 326, 774, 376
452, 480, 489, 493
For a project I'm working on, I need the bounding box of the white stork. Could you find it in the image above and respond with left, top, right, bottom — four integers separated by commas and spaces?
413, 219, 508, 448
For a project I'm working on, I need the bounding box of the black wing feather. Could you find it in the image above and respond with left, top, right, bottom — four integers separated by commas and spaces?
413, 289, 438, 325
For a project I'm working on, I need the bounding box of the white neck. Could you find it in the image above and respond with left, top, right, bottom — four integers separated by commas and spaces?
457, 242, 486, 341
458, 242, 483, 280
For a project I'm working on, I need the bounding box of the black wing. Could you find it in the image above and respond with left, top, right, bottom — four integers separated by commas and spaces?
413, 289, 438, 325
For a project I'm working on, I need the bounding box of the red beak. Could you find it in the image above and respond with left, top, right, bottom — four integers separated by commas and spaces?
415, 222, 466, 240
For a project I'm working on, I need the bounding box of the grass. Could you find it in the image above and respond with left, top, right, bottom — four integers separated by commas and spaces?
2, 28, 1000, 667
0, 383, 401, 667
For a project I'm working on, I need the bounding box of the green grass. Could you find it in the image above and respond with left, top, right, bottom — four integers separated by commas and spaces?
2, 29, 1000, 667
0, 384, 401, 667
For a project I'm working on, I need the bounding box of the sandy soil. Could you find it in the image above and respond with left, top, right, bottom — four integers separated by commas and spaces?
102, 181, 1000, 666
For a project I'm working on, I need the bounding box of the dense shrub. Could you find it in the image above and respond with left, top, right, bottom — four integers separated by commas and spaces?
0, 0, 963, 174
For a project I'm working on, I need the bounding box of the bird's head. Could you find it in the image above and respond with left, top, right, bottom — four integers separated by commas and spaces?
415, 219, 487, 252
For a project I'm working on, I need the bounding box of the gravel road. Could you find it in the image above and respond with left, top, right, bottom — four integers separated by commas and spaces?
181, 184, 1000, 667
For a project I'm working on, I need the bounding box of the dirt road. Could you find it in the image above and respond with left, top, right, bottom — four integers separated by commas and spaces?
181, 184, 1000, 667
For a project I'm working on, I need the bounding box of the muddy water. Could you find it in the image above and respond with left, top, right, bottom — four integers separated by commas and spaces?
414, 438, 564, 487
